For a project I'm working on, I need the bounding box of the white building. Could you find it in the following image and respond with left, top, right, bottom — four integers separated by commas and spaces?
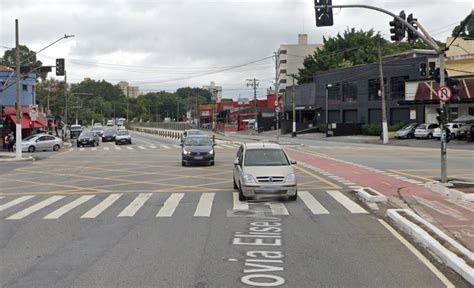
203, 81, 223, 103
277, 34, 323, 95
118, 81, 140, 98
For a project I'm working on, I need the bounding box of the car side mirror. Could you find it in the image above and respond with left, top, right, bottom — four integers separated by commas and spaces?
233, 159, 239, 166
180, 143, 183, 147
290, 160, 297, 165
213, 143, 216, 147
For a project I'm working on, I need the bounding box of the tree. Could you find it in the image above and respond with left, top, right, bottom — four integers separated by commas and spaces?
452, 11, 474, 38
0, 45, 47, 80
297, 28, 430, 83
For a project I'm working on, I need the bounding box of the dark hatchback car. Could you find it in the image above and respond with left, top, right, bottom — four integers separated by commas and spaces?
181, 135, 215, 166
77, 131, 100, 147
102, 128, 116, 142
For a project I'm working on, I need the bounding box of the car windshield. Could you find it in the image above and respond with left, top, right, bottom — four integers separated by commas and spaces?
187, 131, 202, 136
81, 132, 94, 137
70, 126, 82, 131
92, 127, 102, 131
104, 129, 115, 134
184, 137, 212, 146
403, 124, 415, 130
23, 135, 37, 141
244, 149, 289, 166
417, 124, 427, 129
117, 131, 129, 136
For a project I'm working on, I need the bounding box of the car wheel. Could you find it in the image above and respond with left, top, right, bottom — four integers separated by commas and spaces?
427, 133, 433, 139
129, 140, 132, 145
97, 141, 99, 146
182, 161, 186, 166
77, 144, 80, 148
53, 144, 60, 151
238, 184, 246, 201
408, 133, 413, 139
233, 178, 238, 190
28, 146, 35, 153
289, 191, 298, 201
115, 142, 118, 145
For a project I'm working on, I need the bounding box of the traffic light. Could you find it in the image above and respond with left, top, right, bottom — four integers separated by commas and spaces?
419, 63, 427, 77
436, 108, 447, 125
447, 77, 461, 98
315, 0, 334, 27
389, 10, 406, 42
406, 13, 418, 43
55, 58, 65, 76
428, 61, 436, 76
434, 68, 448, 84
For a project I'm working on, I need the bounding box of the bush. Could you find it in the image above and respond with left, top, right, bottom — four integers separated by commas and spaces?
361, 123, 382, 135
388, 123, 405, 132
318, 123, 326, 133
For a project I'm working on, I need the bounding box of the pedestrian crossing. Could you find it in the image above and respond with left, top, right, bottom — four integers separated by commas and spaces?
0, 190, 369, 221
67, 143, 240, 152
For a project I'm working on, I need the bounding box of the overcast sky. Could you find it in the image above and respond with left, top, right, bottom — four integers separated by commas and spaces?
0, 0, 472, 99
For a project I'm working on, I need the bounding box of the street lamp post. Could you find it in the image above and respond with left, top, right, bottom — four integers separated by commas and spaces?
325, 84, 332, 137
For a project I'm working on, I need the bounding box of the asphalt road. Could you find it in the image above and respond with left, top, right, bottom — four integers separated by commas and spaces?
0, 131, 468, 287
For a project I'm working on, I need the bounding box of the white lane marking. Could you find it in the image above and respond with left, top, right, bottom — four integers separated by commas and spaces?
104, 147, 110, 151
43, 195, 95, 219
118, 193, 153, 217
269, 202, 289, 215
413, 196, 467, 221
326, 190, 368, 214
232, 192, 249, 210
160, 145, 171, 149
0, 196, 3, 200
194, 193, 215, 217
0, 195, 35, 212
79, 148, 85, 151
173, 145, 181, 148
444, 198, 474, 213
138, 146, 146, 150
6, 196, 65, 220
214, 146, 223, 149
126, 147, 133, 150
115, 146, 122, 150
91, 147, 97, 151
149, 145, 157, 149
156, 193, 184, 217
378, 220, 454, 288
69, 148, 74, 152
221, 144, 234, 149
299, 191, 330, 215
80, 194, 122, 218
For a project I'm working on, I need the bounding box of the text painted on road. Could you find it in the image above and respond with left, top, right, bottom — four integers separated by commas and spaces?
231, 216, 286, 287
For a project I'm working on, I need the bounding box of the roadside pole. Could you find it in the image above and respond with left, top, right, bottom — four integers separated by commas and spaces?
290, 75, 296, 137
274, 50, 280, 143
439, 52, 447, 183
14, 19, 22, 159
378, 43, 388, 144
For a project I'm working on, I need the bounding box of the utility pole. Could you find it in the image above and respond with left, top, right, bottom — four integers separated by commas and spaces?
126, 101, 129, 121
274, 51, 280, 142
63, 70, 68, 140
14, 19, 22, 159
246, 78, 259, 132
289, 74, 297, 137
210, 88, 219, 130
176, 97, 179, 122
378, 43, 388, 144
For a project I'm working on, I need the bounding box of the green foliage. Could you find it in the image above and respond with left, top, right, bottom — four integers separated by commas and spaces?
388, 123, 405, 132
297, 28, 430, 84
0, 45, 47, 80
361, 123, 381, 136
452, 12, 474, 38
318, 123, 326, 133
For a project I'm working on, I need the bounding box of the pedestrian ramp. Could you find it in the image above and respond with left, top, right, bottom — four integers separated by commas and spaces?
0, 190, 368, 221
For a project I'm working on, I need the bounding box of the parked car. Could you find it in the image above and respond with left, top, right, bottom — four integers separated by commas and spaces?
19, 134, 63, 153
117, 118, 126, 126
233, 142, 297, 201
180, 129, 204, 144
77, 131, 100, 147
395, 123, 418, 139
115, 129, 132, 145
459, 123, 474, 139
106, 119, 114, 126
433, 123, 464, 140
92, 125, 104, 137
69, 124, 83, 139
181, 135, 215, 166
414, 123, 439, 139
102, 128, 116, 142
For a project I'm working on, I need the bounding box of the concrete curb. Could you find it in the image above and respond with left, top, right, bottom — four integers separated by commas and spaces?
387, 209, 474, 285
425, 182, 474, 201
356, 187, 387, 203
0, 155, 34, 162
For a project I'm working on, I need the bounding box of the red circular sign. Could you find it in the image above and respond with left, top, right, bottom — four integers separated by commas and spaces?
437, 85, 452, 102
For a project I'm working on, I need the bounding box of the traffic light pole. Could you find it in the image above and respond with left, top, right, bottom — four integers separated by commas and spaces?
315, 3, 448, 183
15, 19, 22, 159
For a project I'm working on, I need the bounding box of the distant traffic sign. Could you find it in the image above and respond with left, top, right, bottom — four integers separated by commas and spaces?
437, 85, 452, 102
29, 104, 38, 121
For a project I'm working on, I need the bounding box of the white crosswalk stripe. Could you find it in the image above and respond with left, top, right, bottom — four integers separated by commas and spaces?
43, 195, 95, 219
138, 146, 146, 150
79, 148, 85, 151
126, 147, 133, 150
269, 202, 289, 216
91, 147, 97, 151
221, 144, 234, 149
0, 195, 35, 212
299, 191, 330, 215
156, 193, 184, 217
118, 193, 153, 217
81, 194, 122, 219
160, 145, 171, 149
194, 193, 215, 217
326, 190, 368, 214
232, 192, 249, 210
104, 147, 110, 151
7, 196, 65, 220
149, 145, 157, 149
172, 145, 181, 148
69, 148, 74, 152
115, 146, 122, 150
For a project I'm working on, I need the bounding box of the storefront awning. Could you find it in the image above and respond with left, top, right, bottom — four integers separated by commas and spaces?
8, 115, 47, 129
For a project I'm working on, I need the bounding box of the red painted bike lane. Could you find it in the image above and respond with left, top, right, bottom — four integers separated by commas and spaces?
286, 148, 474, 251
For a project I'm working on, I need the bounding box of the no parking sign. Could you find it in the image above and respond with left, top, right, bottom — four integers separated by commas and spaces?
437, 85, 452, 103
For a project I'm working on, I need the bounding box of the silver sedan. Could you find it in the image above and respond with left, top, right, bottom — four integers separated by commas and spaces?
20, 134, 64, 152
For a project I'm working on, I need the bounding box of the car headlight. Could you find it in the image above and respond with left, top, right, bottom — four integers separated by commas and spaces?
286, 173, 296, 184
209, 149, 214, 155
183, 149, 191, 155
243, 174, 256, 184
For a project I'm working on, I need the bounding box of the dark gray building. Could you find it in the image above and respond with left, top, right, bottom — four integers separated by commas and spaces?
282, 50, 438, 133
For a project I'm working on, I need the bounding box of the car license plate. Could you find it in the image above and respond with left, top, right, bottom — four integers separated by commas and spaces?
194, 156, 203, 160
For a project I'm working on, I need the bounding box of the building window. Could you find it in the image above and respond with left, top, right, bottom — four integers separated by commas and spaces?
390, 76, 409, 100
279, 88, 286, 93
280, 50, 287, 54
280, 59, 287, 64
342, 82, 357, 102
368, 78, 387, 101
279, 79, 287, 84
279, 69, 287, 74
327, 83, 341, 102
22, 84, 28, 91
